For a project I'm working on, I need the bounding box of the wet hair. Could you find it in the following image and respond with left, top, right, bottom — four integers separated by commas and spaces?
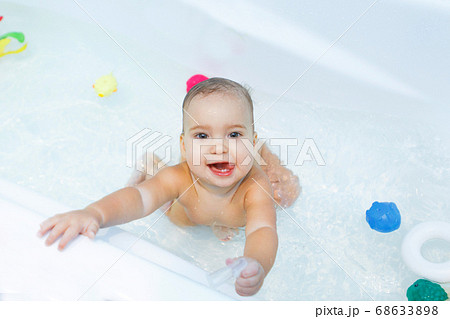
182, 77, 254, 132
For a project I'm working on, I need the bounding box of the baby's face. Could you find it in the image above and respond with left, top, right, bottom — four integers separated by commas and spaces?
181, 92, 255, 190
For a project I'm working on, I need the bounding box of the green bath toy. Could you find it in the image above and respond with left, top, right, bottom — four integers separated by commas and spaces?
406, 279, 448, 301
0, 17, 27, 58
0, 31, 25, 42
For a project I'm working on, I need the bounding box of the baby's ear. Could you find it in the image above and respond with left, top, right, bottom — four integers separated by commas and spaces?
253, 132, 258, 145
180, 133, 186, 157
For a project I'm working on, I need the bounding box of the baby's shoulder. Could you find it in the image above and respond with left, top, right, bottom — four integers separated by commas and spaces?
154, 161, 191, 186
238, 165, 275, 212
239, 165, 272, 196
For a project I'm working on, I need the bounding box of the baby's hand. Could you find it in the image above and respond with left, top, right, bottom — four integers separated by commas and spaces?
226, 257, 265, 296
37, 208, 102, 251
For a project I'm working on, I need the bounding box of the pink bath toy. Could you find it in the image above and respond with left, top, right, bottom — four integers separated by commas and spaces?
186, 74, 209, 92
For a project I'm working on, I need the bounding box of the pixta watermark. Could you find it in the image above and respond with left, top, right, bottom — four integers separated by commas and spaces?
126, 129, 325, 174
126, 128, 172, 175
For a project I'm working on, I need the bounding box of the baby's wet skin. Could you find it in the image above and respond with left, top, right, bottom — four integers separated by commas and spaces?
37, 78, 300, 297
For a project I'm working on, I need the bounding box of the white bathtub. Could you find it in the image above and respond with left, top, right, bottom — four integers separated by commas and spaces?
1, 0, 449, 300
0, 179, 247, 300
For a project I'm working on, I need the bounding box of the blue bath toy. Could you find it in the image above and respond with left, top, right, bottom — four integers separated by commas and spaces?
365, 201, 401, 233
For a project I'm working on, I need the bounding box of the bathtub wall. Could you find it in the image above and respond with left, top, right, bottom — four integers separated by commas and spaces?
9, 0, 450, 138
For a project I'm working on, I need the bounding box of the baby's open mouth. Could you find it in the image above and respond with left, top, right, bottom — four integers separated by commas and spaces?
207, 162, 235, 176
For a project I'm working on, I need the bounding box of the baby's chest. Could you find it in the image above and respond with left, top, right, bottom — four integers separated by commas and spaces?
183, 199, 246, 227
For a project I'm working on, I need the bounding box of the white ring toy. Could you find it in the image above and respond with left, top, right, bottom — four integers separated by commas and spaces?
401, 221, 450, 283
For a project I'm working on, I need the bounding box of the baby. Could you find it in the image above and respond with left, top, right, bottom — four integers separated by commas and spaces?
37, 77, 300, 296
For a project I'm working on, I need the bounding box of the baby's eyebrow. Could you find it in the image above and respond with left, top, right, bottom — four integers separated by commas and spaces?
227, 124, 248, 130
189, 124, 212, 131
189, 124, 248, 131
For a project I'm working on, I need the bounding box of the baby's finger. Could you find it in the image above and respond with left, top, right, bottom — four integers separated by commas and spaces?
241, 261, 260, 278
235, 280, 263, 296
44, 222, 68, 246
236, 273, 260, 288
37, 215, 60, 237
58, 225, 81, 250
81, 222, 99, 239
225, 257, 238, 266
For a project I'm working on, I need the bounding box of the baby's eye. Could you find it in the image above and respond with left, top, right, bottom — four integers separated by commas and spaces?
194, 132, 208, 139
228, 132, 241, 138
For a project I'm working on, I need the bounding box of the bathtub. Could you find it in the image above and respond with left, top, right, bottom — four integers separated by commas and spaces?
0, 179, 238, 300
1, 0, 449, 300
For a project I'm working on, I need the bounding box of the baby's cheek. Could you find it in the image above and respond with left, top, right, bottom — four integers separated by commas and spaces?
185, 142, 201, 164
235, 143, 253, 168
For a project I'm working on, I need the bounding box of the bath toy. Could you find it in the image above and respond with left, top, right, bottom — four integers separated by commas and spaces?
406, 279, 448, 301
401, 221, 450, 283
207, 257, 247, 288
0, 31, 27, 58
365, 201, 401, 233
0, 39, 10, 53
0, 32, 25, 42
93, 73, 118, 97
186, 74, 209, 92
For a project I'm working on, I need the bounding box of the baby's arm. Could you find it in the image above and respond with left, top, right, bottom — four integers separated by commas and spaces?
234, 181, 278, 296
89, 165, 180, 227
38, 166, 181, 249
259, 143, 300, 208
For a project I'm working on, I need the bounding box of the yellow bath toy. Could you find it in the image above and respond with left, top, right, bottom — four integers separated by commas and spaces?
93, 73, 118, 97
0, 32, 27, 58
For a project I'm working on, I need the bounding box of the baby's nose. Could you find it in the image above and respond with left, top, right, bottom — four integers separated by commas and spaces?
211, 139, 228, 154
215, 141, 224, 154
